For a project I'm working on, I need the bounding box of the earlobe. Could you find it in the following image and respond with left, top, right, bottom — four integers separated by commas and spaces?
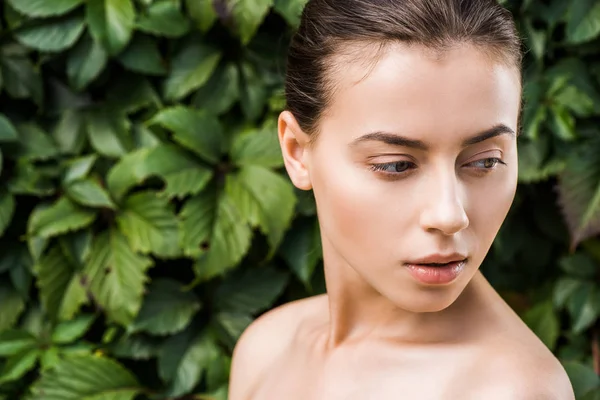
278, 111, 313, 190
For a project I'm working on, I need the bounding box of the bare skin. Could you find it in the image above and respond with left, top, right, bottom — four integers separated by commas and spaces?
229, 43, 575, 399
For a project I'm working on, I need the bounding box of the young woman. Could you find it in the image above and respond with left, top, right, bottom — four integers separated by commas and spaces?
230, 0, 575, 398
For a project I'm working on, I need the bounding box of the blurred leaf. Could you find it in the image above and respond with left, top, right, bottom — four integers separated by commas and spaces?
192, 62, 240, 115
131, 278, 201, 336
111, 334, 162, 360
180, 189, 252, 281
86, 0, 136, 55
230, 0, 273, 44
230, 122, 283, 168
273, 0, 307, 27
0, 114, 19, 142
107, 144, 213, 201
214, 267, 288, 314
87, 109, 131, 158
28, 355, 142, 400
553, 277, 582, 307
7, 0, 84, 17
85, 229, 153, 326
226, 166, 296, 252
34, 246, 88, 320
0, 52, 43, 104
239, 61, 267, 121
0, 348, 40, 384
0, 190, 15, 236
116, 191, 180, 258
163, 41, 222, 101
186, 0, 217, 32
0, 330, 37, 357
215, 311, 252, 344
280, 217, 322, 286
559, 252, 598, 279
0, 283, 25, 332
150, 106, 223, 164
28, 197, 96, 239
550, 105, 577, 141
66, 178, 116, 209
158, 328, 219, 397
558, 137, 600, 248
51, 314, 95, 344
52, 109, 87, 155
63, 154, 97, 183
14, 14, 85, 52
106, 75, 162, 114
16, 124, 60, 161
137, 0, 191, 37
67, 33, 108, 91
522, 301, 559, 350
566, 0, 600, 44
569, 284, 600, 334
563, 361, 600, 398
118, 34, 167, 75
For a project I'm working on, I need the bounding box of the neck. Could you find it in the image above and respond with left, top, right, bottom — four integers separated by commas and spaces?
321, 238, 495, 349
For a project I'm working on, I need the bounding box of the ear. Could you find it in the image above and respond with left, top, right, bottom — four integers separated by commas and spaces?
278, 111, 313, 190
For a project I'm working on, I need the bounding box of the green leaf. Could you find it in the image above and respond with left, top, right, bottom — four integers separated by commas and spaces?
226, 166, 296, 252
563, 361, 600, 398
163, 40, 222, 101
28, 197, 96, 239
150, 106, 223, 164
52, 110, 88, 155
67, 33, 108, 91
569, 285, 600, 334
106, 75, 162, 114
86, 109, 131, 158
35, 246, 88, 320
86, 0, 136, 55
158, 329, 219, 397
118, 34, 167, 75
522, 301, 559, 350
51, 315, 95, 344
230, 122, 284, 168
186, 0, 217, 32
66, 178, 116, 209
0, 330, 37, 357
7, 0, 84, 17
0, 348, 40, 384
29, 355, 142, 400
214, 267, 288, 314
566, 0, 600, 44
192, 62, 240, 115
58, 229, 93, 269
279, 217, 322, 286
116, 191, 180, 258
84, 229, 153, 326
63, 154, 98, 183
273, 0, 307, 27
111, 334, 162, 360
215, 311, 252, 344
0, 190, 15, 237
0, 283, 26, 332
559, 253, 598, 279
0, 51, 43, 105
16, 124, 60, 161
553, 277, 582, 308
7, 161, 55, 197
239, 61, 267, 121
230, 0, 273, 44
107, 144, 213, 201
558, 138, 600, 247
550, 105, 576, 141
179, 189, 252, 281
130, 278, 201, 336
136, 0, 191, 37
0, 114, 19, 142
14, 14, 85, 52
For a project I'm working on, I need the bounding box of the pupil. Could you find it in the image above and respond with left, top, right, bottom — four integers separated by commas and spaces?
395, 162, 409, 172
484, 159, 495, 168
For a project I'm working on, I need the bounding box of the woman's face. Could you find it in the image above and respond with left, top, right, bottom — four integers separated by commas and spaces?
280, 43, 521, 312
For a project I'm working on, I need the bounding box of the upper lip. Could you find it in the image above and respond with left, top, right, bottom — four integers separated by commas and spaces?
406, 253, 468, 265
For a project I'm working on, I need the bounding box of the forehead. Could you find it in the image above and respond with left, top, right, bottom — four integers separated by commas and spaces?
320, 43, 522, 144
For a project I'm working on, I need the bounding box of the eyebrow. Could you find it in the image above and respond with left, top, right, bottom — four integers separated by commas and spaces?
350, 124, 516, 150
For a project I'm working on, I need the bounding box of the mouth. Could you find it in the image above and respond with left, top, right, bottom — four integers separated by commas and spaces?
403, 254, 468, 285
406, 253, 468, 266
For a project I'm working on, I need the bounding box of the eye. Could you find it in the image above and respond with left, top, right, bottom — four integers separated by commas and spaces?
370, 161, 416, 174
465, 157, 506, 170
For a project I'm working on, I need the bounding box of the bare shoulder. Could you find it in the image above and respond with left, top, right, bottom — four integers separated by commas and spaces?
228, 294, 327, 400
464, 336, 574, 400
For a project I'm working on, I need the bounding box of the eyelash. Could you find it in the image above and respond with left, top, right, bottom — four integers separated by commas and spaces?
370, 157, 507, 177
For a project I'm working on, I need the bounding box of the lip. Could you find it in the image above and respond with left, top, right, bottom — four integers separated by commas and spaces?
405, 253, 468, 265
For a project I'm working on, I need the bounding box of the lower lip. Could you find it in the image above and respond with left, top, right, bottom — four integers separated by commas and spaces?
404, 260, 466, 285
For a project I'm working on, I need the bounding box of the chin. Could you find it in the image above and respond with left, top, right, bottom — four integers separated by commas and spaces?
391, 287, 463, 313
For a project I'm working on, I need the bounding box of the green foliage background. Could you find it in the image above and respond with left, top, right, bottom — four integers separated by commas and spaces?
0, 0, 599, 398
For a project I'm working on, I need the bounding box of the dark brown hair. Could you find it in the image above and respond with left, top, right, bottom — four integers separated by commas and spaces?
285, 0, 522, 136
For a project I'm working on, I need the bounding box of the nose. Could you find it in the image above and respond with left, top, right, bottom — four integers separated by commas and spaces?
419, 172, 469, 235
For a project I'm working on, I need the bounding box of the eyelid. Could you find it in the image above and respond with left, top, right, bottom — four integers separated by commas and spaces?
462, 149, 503, 164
